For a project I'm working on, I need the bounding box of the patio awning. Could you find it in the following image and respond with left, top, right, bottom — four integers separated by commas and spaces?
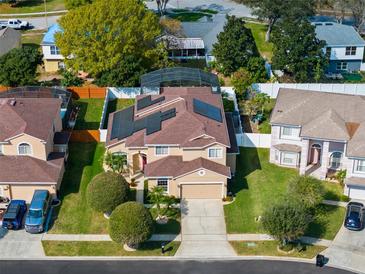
273, 143, 302, 153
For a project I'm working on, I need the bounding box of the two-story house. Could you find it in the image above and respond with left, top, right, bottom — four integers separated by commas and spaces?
41, 23, 64, 73
269, 88, 365, 200
314, 22, 365, 73
105, 87, 238, 199
0, 98, 68, 202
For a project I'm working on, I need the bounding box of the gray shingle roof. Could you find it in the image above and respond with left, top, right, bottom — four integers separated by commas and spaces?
270, 88, 365, 158
314, 22, 365, 46
181, 14, 226, 54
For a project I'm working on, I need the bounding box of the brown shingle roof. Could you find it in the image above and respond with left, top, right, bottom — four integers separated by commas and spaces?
271, 89, 365, 157
144, 156, 231, 178
0, 98, 61, 142
106, 87, 230, 149
0, 155, 63, 183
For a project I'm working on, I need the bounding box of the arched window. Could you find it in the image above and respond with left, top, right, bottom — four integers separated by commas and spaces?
18, 143, 32, 155
329, 152, 342, 169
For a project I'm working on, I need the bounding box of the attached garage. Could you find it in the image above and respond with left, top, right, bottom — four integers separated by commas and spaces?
181, 183, 223, 199
345, 177, 365, 200
9, 185, 56, 203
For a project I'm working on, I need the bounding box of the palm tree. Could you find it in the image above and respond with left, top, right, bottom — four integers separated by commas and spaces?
148, 186, 166, 219
104, 152, 127, 174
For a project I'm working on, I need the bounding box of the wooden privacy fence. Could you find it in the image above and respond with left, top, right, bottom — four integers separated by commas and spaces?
69, 130, 100, 143
67, 87, 106, 99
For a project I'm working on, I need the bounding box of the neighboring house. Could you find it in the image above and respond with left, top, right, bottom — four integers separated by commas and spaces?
269, 88, 365, 199
0, 97, 69, 202
0, 27, 21, 57
163, 15, 226, 63
106, 87, 239, 199
314, 22, 365, 73
41, 23, 64, 73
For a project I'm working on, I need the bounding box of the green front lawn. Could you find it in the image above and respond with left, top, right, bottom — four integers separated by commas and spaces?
225, 148, 297, 233
322, 181, 348, 202
230, 241, 326, 259
306, 204, 346, 240
42, 241, 180, 256
103, 98, 135, 129
224, 148, 345, 240
150, 208, 181, 235
49, 143, 109, 234
0, 0, 65, 14
74, 99, 105, 130
245, 23, 274, 61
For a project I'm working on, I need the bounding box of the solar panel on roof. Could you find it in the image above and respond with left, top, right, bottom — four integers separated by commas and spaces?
137, 95, 165, 110
193, 98, 222, 122
161, 108, 176, 121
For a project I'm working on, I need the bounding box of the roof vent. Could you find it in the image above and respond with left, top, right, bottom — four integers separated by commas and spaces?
9, 99, 16, 106
315, 23, 323, 26
325, 22, 333, 26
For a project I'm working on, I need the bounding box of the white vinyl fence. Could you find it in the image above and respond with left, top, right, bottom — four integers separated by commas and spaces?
252, 83, 365, 98
236, 133, 271, 148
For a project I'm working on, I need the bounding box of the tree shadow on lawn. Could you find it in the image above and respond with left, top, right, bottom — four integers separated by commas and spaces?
305, 204, 340, 239
73, 101, 101, 130
228, 147, 261, 195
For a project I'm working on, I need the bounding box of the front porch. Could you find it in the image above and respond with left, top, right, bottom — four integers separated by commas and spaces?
300, 139, 346, 180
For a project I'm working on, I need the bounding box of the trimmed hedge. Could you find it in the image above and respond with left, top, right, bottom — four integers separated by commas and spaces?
87, 172, 129, 213
109, 202, 154, 246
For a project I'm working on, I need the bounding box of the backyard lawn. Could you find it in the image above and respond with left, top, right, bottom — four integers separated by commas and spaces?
230, 241, 326, 259
49, 143, 109, 234
245, 23, 274, 61
103, 98, 135, 128
0, 0, 65, 14
42, 241, 180, 256
21, 30, 44, 48
74, 99, 105, 130
257, 99, 276, 134
224, 148, 345, 240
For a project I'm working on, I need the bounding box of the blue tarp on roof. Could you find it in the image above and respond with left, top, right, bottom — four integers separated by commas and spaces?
42, 23, 62, 45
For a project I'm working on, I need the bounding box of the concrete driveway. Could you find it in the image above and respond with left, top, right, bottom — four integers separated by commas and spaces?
175, 199, 235, 258
0, 228, 44, 258
324, 224, 365, 273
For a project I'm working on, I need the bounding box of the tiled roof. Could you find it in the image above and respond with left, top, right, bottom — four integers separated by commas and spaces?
0, 98, 62, 142
0, 154, 64, 183
144, 156, 231, 178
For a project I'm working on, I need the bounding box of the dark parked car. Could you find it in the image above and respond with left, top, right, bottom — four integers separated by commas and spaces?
344, 202, 364, 231
2, 200, 27, 230
25, 190, 51, 233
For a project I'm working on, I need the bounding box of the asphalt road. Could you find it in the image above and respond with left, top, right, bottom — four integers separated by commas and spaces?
0, 260, 354, 274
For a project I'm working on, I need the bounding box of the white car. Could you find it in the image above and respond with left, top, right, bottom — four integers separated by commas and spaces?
0, 19, 30, 30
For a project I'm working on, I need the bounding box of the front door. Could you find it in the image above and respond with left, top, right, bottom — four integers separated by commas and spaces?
309, 144, 321, 165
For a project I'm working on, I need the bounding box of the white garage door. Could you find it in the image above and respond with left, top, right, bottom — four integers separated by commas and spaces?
181, 184, 223, 199
348, 186, 365, 200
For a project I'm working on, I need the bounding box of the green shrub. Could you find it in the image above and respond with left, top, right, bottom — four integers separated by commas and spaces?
87, 172, 130, 214
287, 176, 324, 209
109, 202, 154, 247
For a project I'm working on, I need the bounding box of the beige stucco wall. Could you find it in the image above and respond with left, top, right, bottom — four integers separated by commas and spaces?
148, 169, 227, 198
44, 59, 61, 73
146, 146, 182, 163
182, 145, 227, 165
3, 134, 47, 160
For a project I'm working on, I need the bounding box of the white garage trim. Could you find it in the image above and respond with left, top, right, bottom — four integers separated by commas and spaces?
346, 185, 365, 200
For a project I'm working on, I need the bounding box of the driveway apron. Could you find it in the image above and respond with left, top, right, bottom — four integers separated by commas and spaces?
175, 199, 236, 258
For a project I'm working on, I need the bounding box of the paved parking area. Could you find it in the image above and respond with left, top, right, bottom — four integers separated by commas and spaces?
0, 228, 44, 258
324, 217, 365, 273
175, 199, 235, 258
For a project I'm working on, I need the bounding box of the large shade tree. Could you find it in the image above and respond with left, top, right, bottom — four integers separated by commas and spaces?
56, 0, 164, 80
235, 0, 315, 41
271, 19, 327, 82
0, 47, 43, 87
213, 16, 259, 75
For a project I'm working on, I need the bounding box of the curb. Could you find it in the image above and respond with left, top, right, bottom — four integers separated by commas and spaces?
0, 10, 67, 17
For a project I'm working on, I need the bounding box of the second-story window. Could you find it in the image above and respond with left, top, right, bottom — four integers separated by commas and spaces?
50, 45, 60, 55
355, 159, 365, 173
208, 147, 223, 158
155, 146, 168, 156
281, 126, 299, 139
345, 46, 356, 55
18, 143, 32, 155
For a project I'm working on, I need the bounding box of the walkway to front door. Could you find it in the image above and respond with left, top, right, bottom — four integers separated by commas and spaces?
175, 199, 236, 258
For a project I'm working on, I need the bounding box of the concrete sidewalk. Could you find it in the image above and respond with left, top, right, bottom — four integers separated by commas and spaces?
227, 234, 332, 247
42, 233, 181, 242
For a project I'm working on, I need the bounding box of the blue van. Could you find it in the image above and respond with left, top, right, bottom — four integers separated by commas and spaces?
25, 190, 51, 233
